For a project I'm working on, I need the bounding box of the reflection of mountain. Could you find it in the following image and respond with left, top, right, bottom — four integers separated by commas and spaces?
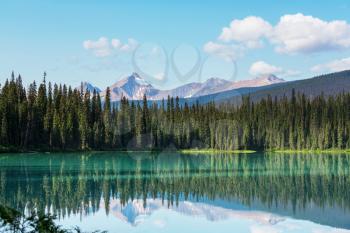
109, 200, 154, 226
1, 152, 350, 229
105, 198, 285, 226
204, 198, 350, 230
61, 198, 350, 233
105, 197, 350, 230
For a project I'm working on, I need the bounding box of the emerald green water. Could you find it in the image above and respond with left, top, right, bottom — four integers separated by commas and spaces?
0, 152, 350, 232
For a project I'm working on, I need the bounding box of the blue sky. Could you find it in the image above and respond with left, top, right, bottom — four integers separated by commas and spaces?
1, 0, 350, 89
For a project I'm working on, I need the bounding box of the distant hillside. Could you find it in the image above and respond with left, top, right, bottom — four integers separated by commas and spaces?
246, 70, 350, 102
182, 70, 350, 105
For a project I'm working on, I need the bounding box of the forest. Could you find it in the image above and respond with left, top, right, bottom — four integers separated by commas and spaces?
1, 72, 350, 151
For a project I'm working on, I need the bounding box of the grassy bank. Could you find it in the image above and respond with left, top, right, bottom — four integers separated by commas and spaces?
270, 149, 350, 154
180, 148, 350, 155
179, 149, 256, 154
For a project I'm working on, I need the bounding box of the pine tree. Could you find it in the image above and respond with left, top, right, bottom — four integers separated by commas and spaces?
103, 87, 112, 147
1, 71, 350, 152
0, 115, 8, 145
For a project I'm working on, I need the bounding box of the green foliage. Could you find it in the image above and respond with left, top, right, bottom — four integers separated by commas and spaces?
0, 204, 106, 233
1, 72, 350, 151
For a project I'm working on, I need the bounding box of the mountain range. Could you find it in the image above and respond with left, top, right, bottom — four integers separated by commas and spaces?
79, 69, 350, 104
201, 69, 350, 105
79, 72, 285, 102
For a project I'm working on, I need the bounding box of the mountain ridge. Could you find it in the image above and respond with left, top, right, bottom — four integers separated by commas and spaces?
79, 70, 350, 106
181, 69, 350, 106
94, 73, 285, 101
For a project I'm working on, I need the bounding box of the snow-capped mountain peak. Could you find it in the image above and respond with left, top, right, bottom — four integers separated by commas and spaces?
101, 73, 158, 100
99, 73, 286, 101
115, 73, 152, 87
132, 72, 150, 86
226, 74, 285, 90
256, 74, 285, 84
204, 77, 230, 84
78, 82, 101, 93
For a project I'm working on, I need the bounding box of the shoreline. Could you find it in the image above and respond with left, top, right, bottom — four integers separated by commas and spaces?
269, 149, 350, 154
1, 147, 350, 154
179, 149, 256, 154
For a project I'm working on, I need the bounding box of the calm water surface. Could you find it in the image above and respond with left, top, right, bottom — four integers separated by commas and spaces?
0, 152, 350, 233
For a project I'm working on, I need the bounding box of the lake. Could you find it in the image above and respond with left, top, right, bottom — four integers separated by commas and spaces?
0, 152, 350, 233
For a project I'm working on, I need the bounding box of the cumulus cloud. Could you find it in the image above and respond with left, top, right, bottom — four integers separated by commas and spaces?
83, 37, 111, 57
208, 14, 350, 56
249, 61, 300, 77
271, 14, 350, 54
111, 39, 122, 49
311, 57, 350, 73
113, 38, 139, 52
249, 61, 282, 76
203, 41, 242, 61
219, 16, 272, 49
83, 37, 138, 57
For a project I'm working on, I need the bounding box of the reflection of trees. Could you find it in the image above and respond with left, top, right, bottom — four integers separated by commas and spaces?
0, 152, 350, 218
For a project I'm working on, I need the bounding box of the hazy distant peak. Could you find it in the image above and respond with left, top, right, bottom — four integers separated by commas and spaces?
255, 74, 285, 83
78, 82, 101, 93
203, 77, 231, 85
205, 77, 228, 82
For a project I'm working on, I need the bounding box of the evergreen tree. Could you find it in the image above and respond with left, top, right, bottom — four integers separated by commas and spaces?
1, 72, 350, 152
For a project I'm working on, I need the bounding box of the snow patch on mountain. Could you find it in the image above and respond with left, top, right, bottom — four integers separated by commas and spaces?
78, 82, 101, 93
99, 72, 285, 101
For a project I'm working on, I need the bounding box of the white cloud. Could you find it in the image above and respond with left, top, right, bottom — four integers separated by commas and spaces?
111, 39, 122, 49
203, 41, 242, 61
249, 61, 282, 76
311, 57, 350, 73
209, 14, 350, 56
249, 61, 300, 77
271, 14, 350, 54
120, 38, 139, 52
83, 37, 138, 57
83, 37, 111, 57
219, 16, 272, 49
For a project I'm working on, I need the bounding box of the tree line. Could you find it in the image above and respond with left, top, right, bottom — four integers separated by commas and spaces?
1, 72, 350, 151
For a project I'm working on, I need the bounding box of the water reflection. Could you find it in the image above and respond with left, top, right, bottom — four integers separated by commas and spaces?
0, 152, 350, 231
